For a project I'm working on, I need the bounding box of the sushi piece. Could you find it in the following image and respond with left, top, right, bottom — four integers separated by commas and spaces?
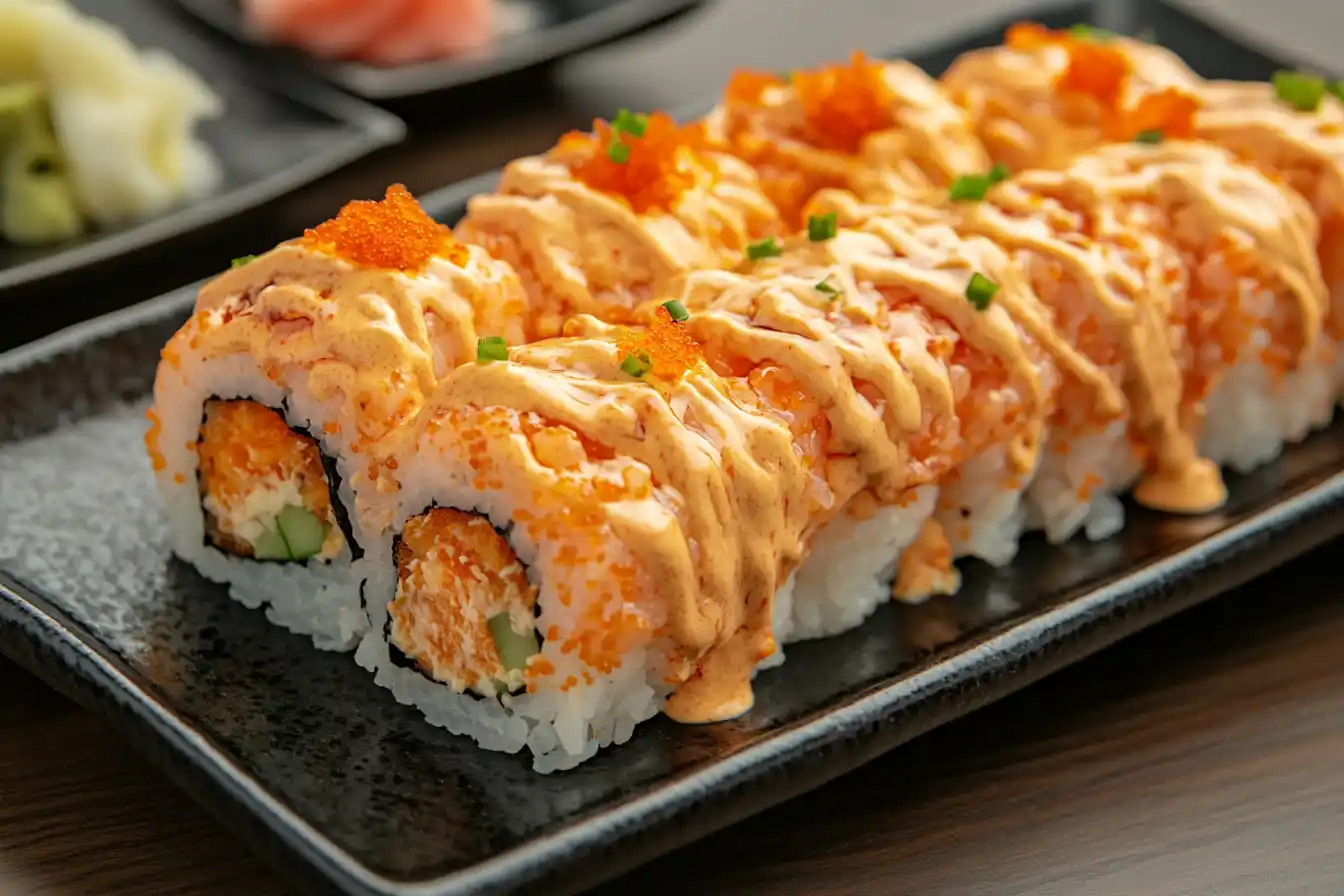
354, 309, 818, 770
1060, 142, 1332, 478
145, 185, 529, 650
242, 0, 495, 67
454, 110, 782, 338
678, 205, 1066, 644
706, 52, 992, 226
0, 0, 222, 240
1175, 77, 1344, 389
940, 22, 1201, 173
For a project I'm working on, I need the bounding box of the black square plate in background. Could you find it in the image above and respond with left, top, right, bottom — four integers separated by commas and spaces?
2, 4, 1338, 896
167, 0, 704, 101
0, 0, 405, 295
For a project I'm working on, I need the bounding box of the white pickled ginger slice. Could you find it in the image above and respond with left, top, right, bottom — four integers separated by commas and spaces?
13, 0, 224, 225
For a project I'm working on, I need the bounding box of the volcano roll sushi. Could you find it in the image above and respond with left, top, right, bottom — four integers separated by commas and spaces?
145, 185, 529, 649
144, 24, 1344, 772
355, 310, 817, 770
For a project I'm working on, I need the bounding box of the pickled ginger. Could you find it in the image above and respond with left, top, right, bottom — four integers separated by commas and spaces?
0, 0, 223, 244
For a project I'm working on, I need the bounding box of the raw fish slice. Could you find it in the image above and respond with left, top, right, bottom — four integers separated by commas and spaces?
243, 0, 411, 59
359, 0, 493, 66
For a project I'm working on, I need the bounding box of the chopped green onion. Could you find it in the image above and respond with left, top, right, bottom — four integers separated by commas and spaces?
231, 255, 256, 268
964, 272, 999, 310
606, 139, 631, 163
988, 162, 1011, 184
815, 277, 840, 298
1328, 81, 1344, 103
1273, 69, 1326, 112
476, 336, 509, 362
949, 173, 993, 201
621, 350, 652, 378
1134, 129, 1164, 145
611, 108, 648, 138
746, 236, 782, 260
661, 299, 690, 322
807, 212, 838, 242
1068, 23, 1114, 42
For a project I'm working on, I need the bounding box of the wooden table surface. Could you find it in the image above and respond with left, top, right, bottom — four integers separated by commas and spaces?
5, 0, 1344, 893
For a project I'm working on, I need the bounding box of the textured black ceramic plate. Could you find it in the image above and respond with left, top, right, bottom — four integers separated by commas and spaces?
0, 0, 404, 295
1, 6, 1338, 896
167, 0, 703, 100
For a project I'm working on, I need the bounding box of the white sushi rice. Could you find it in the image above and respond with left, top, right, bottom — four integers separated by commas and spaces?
151, 353, 383, 651
354, 451, 669, 774
1200, 349, 1337, 473
781, 485, 937, 642
936, 444, 1038, 566
1026, 419, 1138, 546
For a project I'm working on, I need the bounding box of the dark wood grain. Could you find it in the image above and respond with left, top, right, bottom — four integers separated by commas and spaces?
5, 1, 1344, 893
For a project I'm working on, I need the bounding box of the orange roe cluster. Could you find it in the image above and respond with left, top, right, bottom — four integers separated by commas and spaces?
1006, 22, 1131, 108
617, 305, 703, 381
561, 112, 706, 215
302, 184, 469, 272
792, 52, 897, 154
724, 70, 786, 107
1116, 87, 1199, 140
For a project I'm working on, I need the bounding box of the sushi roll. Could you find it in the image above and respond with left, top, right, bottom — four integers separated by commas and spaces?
1060, 141, 1332, 477
145, 185, 529, 650
454, 111, 782, 339
353, 309, 818, 770
680, 205, 1064, 644
1176, 77, 1344, 388
940, 23, 1202, 172
706, 53, 991, 226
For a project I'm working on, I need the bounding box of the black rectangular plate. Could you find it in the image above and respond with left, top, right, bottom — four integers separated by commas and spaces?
0, 5, 1336, 896
167, 0, 703, 100
0, 0, 405, 294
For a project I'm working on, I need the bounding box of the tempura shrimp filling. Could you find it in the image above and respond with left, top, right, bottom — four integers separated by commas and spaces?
196, 399, 345, 562
387, 507, 541, 697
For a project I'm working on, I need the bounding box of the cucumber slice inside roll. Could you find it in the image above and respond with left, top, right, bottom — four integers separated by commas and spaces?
251, 523, 292, 561
248, 505, 327, 561
275, 505, 328, 560
488, 612, 540, 673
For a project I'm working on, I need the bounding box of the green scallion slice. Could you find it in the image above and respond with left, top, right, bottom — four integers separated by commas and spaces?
1134, 129, 1164, 144
1273, 69, 1326, 112
621, 350, 652, 378
988, 162, 1011, 183
476, 336, 509, 362
815, 277, 840, 298
1068, 23, 1114, 42
964, 272, 999, 310
1328, 81, 1344, 103
231, 255, 257, 268
949, 174, 992, 201
746, 236, 782, 260
807, 212, 838, 242
606, 139, 631, 164
661, 299, 690, 322
611, 108, 648, 138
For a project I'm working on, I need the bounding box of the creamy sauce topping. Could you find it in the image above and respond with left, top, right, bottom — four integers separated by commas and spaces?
709, 56, 991, 223
165, 233, 527, 457
940, 27, 1201, 172
455, 116, 780, 338
425, 332, 815, 723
